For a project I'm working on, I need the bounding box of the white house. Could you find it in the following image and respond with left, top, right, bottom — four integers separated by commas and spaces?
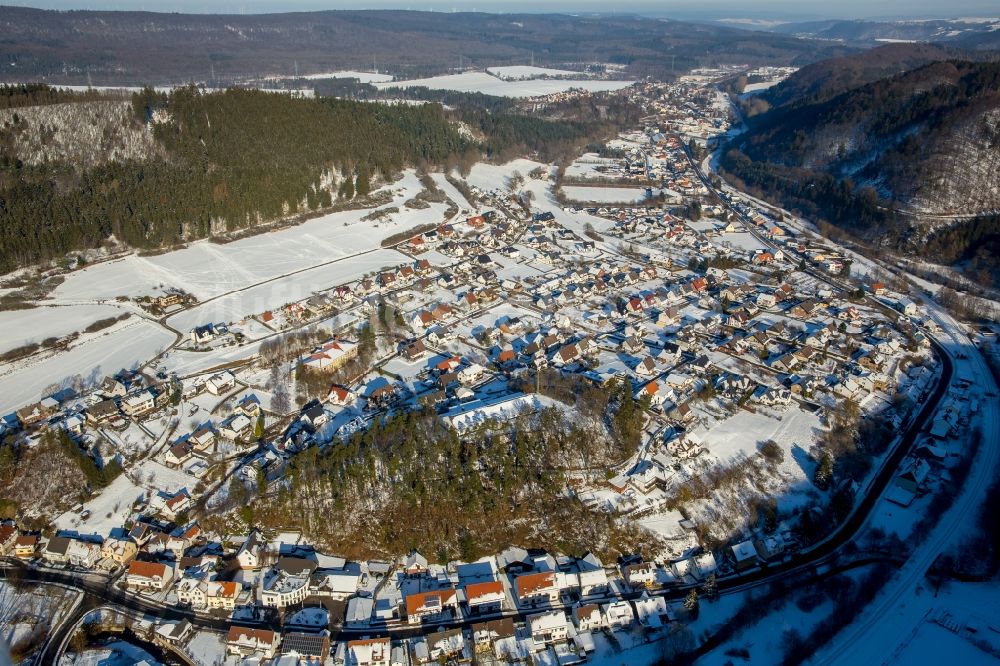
528, 610, 570, 648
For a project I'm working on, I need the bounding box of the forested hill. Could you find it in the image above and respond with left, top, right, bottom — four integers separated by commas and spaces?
0, 86, 596, 274
721, 57, 1000, 285
0, 6, 851, 84
755, 43, 959, 111
726, 59, 1000, 217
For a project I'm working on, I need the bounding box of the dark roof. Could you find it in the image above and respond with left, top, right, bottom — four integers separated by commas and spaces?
281, 632, 330, 657
45, 535, 71, 555
277, 556, 318, 576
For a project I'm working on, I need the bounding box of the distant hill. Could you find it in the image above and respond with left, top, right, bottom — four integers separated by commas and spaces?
0, 7, 852, 85
733, 59, 1000, 217
767, 17, 1000, 51
759, 43, 960, 109
722, 51, 1000, 283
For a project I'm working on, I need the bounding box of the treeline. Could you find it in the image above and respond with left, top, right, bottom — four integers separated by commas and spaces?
0, 85, 616, 273
53, 428, 122, 489
923, 214, 1000, 288
0, 83, 111, 109
460, 109, 597, 163
719, 149, 905, 245
0, 87, 470, 273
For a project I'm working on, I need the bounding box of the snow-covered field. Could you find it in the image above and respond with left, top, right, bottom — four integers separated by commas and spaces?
376, 72, 634, 98
563, 154, 622, 180
53, 473, 144, 536
51, 171, 441, 305
465, 159, 547, 193
302, 70, 393, 82
65, 640, 160, 666
561, 185, 649, 203
0, 304, 127, 354
166, 247, 406, 332
0, 318, 175, 414
485, 65, 586, 80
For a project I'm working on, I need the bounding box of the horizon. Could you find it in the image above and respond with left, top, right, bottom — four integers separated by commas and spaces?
4, 1, 999, 22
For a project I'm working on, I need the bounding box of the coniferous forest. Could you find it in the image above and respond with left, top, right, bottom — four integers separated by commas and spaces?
0, 85, 601, 274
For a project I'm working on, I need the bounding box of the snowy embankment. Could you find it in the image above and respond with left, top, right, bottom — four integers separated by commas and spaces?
0, 318, 174, 414
445, 394, 575, 434
0, 303, 128, 356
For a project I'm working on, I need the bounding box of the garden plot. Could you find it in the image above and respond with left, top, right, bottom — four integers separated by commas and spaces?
522, 180, 619, 234
0, 318, 174, 415
687, 407, 822, 468
53, 472, 144, 536
718, 231, 771, 254
561, 186, 649, 204
492, 253, 547, 281
0, 303, 127, 355
133, 458, 194, 494
450, 303, 541, 341
375, 72, 633, 97
101, 420, 161, 460
183, 630, 228, 665
381, 355, 433, 386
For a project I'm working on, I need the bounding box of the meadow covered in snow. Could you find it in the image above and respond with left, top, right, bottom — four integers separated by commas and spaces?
0, 317, 174, 414
376, 72, 634, 97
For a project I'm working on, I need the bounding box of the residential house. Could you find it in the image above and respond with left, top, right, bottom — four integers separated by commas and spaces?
281, 633, 330, 663
346, 637, 390, 666
125, 560, 174, 590
226, 627, 281, 660
0, 525, 16, 556
14, 535, 38, 559
236, 532, 263, 570
623, 562, 657, 588
121, 389, 157, 418
206, 371, 237, 396
301, 339, 359, 371
405, 588, 458, 625
602, 600, 635, 628
100, 538, 137, 567
528, 611, 570, 648
42, 536, 72, 565
67, 539, 102, 568
515, 571, 560, 607
465, 580, 506, 616
633, 593, 673, 628
573, 604, 603, 631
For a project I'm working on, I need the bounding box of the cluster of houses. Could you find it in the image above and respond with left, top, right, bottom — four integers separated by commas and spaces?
8, 369, 173, 439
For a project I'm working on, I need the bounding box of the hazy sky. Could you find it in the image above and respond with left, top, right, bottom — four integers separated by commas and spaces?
12, 0, 1000, 21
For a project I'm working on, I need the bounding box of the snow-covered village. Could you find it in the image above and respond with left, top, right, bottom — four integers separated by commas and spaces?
1, 10, 1000, 666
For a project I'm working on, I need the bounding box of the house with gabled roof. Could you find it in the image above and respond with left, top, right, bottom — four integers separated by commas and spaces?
515, 571, 560, 607
464, 580, 506, 616
227, 626, 280, 659
406, 588, 458, 625
125, 560, 173, 590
